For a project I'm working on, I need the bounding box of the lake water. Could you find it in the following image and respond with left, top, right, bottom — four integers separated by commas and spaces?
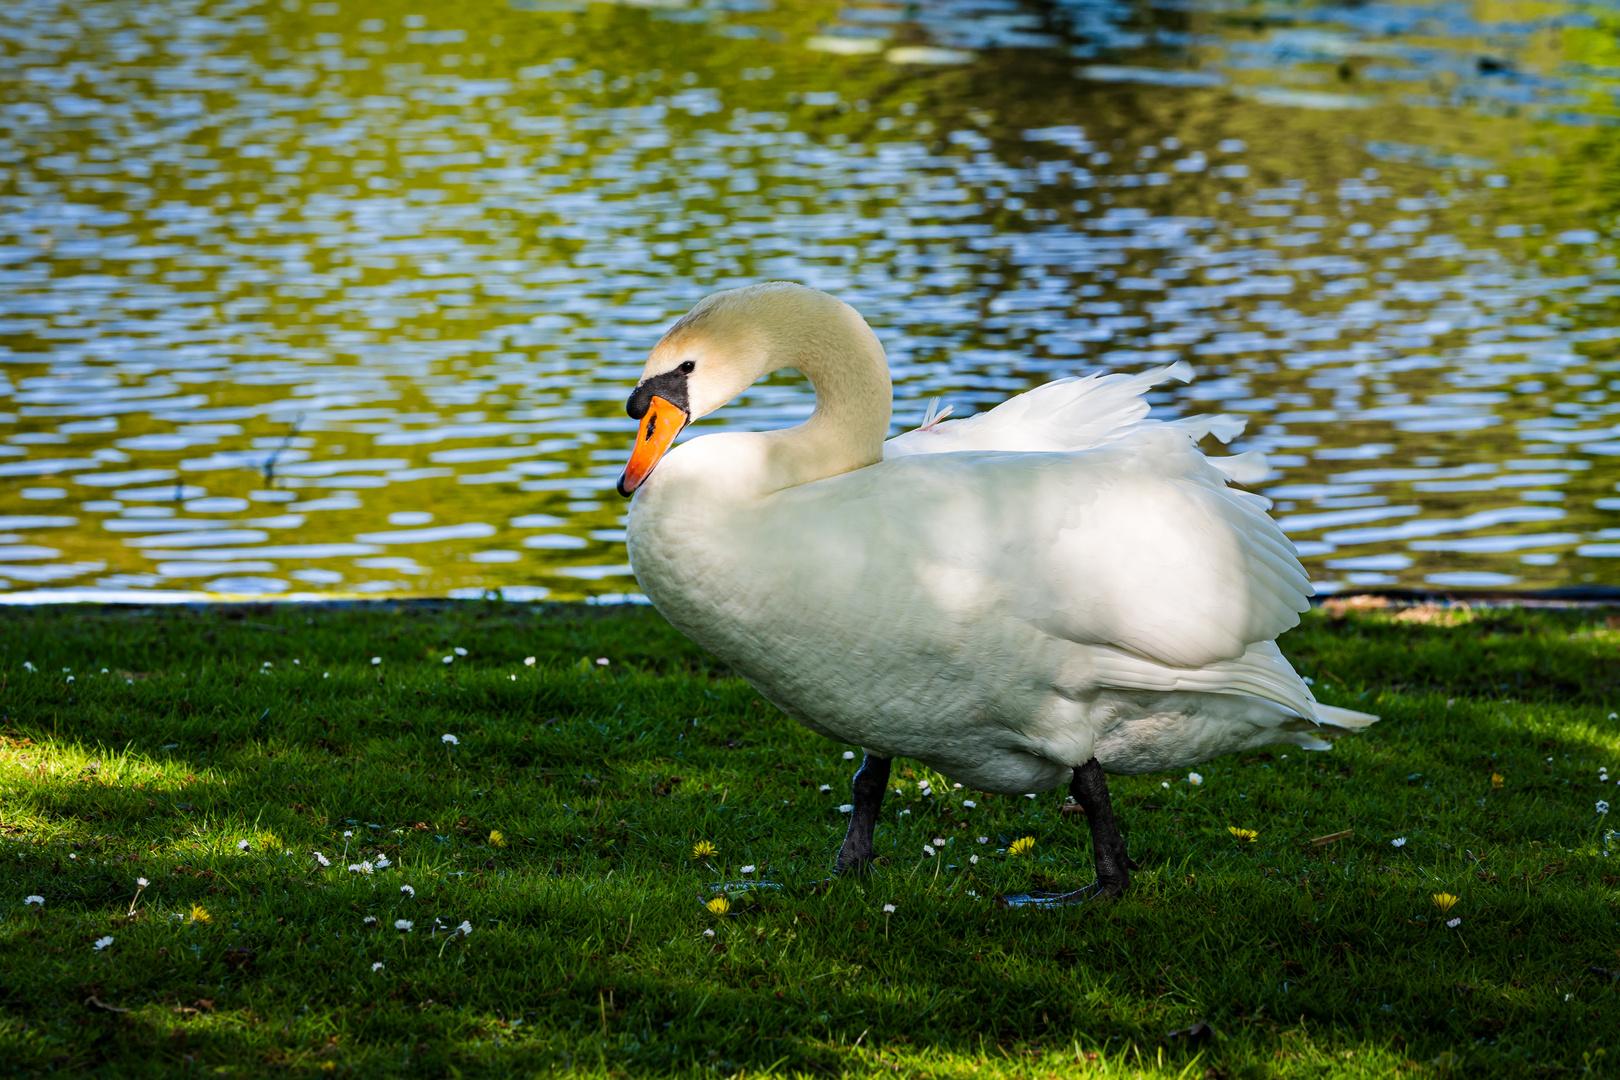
3, 0, 1620, 603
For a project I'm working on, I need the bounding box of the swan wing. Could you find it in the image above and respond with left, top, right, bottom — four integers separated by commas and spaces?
1012, 428, 1312, 670
781, 428, 1312, 675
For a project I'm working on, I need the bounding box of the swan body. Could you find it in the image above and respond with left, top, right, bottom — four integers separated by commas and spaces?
621, 282, 1376, 800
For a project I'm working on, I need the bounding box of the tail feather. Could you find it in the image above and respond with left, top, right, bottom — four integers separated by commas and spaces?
1314, 703, 1380, 731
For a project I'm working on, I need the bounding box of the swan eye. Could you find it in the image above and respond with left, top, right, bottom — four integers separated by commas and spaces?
678, 360, 695, 374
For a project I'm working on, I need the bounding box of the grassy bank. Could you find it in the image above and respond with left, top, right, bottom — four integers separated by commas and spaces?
0, 600, 1617, 1078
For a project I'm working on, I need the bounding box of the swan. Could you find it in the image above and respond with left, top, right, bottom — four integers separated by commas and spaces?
617, 281, 1377, 900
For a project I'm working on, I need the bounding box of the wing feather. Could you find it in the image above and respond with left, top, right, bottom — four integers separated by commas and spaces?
823, 363, 1319, 708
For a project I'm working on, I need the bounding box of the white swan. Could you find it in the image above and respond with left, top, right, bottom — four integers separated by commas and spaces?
618, 282, 1377, 899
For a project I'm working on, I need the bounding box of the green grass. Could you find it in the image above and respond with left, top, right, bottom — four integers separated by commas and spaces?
1, 600, 1618, 1078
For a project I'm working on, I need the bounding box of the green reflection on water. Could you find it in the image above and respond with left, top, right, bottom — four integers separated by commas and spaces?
2, 0, 1620, 600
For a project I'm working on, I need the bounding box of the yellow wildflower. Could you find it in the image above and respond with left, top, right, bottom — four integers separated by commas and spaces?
691, 840, 718, 860
706, 896, 730, 916
189, 904, 211, 924
488, 830, 506, 848
1007, 836, 1036, 858
1431, 892, 1459, 914
1228, 827, 1258, 843
1490, 773, 1504, 789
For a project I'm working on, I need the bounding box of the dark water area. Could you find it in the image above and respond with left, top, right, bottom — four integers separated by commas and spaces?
4, 0, 1620, 602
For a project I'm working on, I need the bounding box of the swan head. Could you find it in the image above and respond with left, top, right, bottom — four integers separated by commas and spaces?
618, 282, 876, 495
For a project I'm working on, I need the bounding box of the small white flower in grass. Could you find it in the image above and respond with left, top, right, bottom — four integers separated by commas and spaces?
371, 657, 381, 666
962, 800, 976, 809
94, 936, 113, 950
1162, 782, 1170, 789
702, 929, 715, 939
524, 656, 535, 667
349, 862, 374, 875
24, 895, 44, 906
509, 675, 516, 681
739, 864, 756, 875
1392, 837, 1407, 848
442, 734, 458, 746
262, 661, 272, 668
899, 809, 910, 815
595, 657, 610, 666
1024, 793, 1036, 800
922, 845, 935, 857
1446, 918, 1461, 928
23, 662, 34, 672
443, 656, 453, 664
372, 962, 385, 972
65, 676, 73, 683
1188, 773, 1203, 785
882, 904, 896, 914
1600, 801, 1611, 815
324, 672, 330, 678
69, 854, 76, 860
395, 919, 413, 932
969, 855, 979, 865
136, 878, 148, 888
977, 836, 988, 844
314, 853, 330, 867
374, 856, 391, 869
838, 804, 854, 813
843, 751, 855, 760
819, 784, 832, 793
401, 885, 415, 898
343, 830, 353, 838
454, 647, 467, 657
457, 920, 473, 936
363, 916, 378, 926
237, 840, 250, 851
953, 783, 962, 789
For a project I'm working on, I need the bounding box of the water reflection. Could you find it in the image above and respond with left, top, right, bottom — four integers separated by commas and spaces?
1, 0, 1618, 601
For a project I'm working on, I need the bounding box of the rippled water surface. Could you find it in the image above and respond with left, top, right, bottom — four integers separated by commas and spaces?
5, 0, 1620, 601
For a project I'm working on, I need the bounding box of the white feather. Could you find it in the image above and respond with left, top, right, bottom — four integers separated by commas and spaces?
625, 285, 1378, 795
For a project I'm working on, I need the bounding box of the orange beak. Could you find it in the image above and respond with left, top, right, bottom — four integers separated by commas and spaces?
617, 395, 687, 496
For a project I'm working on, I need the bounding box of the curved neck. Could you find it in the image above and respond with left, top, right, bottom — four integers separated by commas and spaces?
758, 306, 893, 492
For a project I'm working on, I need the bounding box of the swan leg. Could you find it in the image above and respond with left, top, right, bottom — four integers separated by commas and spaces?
1071, 757, 1138, 897
834, 753, 891, 874
1001, 758, 1137, 908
